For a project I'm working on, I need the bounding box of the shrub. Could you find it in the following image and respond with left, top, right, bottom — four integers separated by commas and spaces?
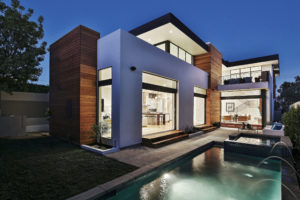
184, 126, 195, 134
90, 121, 109, 145
213, 122, 220, 128
282, 106, 300, 149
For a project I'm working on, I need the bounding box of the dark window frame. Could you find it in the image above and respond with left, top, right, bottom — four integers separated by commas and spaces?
142, 83, 177, 94
97, 67, 113, 139
154, 40, 193, 65
193, 94, 206, 126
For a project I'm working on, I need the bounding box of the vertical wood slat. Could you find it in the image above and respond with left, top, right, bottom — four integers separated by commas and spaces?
194, 44, 222, 125
50, 26, 100, 144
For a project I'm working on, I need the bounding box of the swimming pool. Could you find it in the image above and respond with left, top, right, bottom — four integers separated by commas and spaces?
104, 147, 281, 200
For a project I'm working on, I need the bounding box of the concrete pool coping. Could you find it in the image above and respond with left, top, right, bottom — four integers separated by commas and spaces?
67, 128, 234, 200
68, 141, 219, 200
67, 128, 299, 200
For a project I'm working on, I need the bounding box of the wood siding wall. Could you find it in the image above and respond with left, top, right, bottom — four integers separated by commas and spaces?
194, 44, 222, 125
50, 26, 100, 144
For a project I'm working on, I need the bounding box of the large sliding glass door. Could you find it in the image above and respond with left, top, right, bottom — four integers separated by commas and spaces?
193, 86, 206, 126
142, 72, 177, 135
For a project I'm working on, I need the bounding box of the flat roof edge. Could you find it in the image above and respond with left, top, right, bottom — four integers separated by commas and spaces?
223, 54, 279, 67
129, 13, 209, 51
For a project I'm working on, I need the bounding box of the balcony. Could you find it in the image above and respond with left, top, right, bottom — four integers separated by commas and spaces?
218, 70, 270, 91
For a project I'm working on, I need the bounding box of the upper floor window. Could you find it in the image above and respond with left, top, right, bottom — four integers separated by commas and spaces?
230, 66, 262, 76
99, 67, 112, 81
155, 41, 193, 65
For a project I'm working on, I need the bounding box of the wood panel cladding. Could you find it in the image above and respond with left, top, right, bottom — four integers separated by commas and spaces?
50, 25, 100, 145
194, 44, 222, 124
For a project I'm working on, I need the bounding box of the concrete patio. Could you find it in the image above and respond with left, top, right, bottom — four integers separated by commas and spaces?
107, 128, 238, 167
70, 128, 300, 200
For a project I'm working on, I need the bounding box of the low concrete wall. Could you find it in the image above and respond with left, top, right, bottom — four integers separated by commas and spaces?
0, 116, 25, 137
0, 91, 49, 136
24, 117, 49, 133
0, 116, 49, 137
0, 91, 49, 117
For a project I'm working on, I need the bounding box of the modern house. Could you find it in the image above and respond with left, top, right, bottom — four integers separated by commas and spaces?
49, 13, 279, 148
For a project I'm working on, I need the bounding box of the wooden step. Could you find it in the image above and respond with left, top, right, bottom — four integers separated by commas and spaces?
142, 130, 187, 148
195, 125, 218, 133
142, 130, 184, 143
151, 134, 189, 148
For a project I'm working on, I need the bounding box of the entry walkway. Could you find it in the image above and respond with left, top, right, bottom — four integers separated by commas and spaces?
107, 128, 237, 167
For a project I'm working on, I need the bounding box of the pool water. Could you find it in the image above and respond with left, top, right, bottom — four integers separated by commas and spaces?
107, 147, 281, 200
235, 137, 278, 146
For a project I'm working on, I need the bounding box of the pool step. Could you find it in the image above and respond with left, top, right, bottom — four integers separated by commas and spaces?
142, 130, 188, 148
195, 125, 218, 133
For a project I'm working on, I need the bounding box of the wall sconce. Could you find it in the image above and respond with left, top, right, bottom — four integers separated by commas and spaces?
130, 66, 136, 71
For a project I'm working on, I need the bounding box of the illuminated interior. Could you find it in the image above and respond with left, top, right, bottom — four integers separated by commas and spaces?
142, 73, 177, 135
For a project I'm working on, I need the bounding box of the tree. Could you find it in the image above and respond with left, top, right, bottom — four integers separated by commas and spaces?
0, 0, 47, 93
282, 106, 300, 149
277, 76, 300, 113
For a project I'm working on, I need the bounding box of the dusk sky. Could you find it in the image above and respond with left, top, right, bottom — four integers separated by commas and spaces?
10, 0, 300, 89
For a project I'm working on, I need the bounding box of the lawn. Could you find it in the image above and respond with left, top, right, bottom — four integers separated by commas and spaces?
0, 136, 137, 200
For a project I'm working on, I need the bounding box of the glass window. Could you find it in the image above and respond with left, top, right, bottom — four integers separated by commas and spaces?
221, 99, 262, 125
142, 73, 177, 135
186, 53, 192, 64
142, 90, 175, 135
156, 43, 166, 51
241, 68, 250, 73
251, 66, 261, 71
99, 67, 112, 80
170, 43, 178, 57
194, 86, 206, 126
230, 69, 240, 74
221, 90, 261, 97
98, 67, 112, 139
194, 86, 206, 95
194, 96, 205, 126
98, 85, 112, 138
142, 72, 177, 89
178, 48, 185, 61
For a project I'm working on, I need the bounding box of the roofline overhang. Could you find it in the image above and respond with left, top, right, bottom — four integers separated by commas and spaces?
222, 54, 279, 67
129, 13, 209, 52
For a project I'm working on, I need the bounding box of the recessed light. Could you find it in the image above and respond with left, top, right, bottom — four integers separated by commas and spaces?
243, 173, 253, 178
147, 38, 151, 42
169, 30, 173, 34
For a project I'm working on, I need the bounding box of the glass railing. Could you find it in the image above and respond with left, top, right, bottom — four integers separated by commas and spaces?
219, 70, 268, 85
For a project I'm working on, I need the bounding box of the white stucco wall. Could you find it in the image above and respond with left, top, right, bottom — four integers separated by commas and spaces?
98, 29, 208, 148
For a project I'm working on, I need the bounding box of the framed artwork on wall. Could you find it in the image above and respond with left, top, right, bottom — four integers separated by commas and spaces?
226, 102, 235, 112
